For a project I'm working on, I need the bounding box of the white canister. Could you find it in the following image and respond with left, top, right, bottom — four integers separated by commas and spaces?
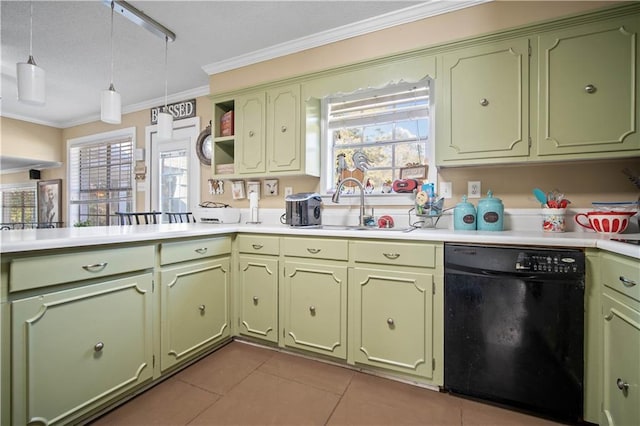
542, 208, 566, 232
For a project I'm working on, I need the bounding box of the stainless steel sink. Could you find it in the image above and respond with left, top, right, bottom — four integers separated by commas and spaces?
306, 224, 416, 232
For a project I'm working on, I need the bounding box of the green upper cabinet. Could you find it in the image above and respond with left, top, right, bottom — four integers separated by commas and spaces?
436, 38, 531, 165
267, 84, 301, 173
536, 15, 640, 159
213, 83, 320, 179
236, 91, 267, 174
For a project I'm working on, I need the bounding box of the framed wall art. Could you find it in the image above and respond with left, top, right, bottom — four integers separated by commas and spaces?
232, 181, 246, 200
263, 179, 278, 196
38, 179, 62, 224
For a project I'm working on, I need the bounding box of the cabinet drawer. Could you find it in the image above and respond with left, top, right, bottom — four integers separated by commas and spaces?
10, 245, 154, 292
160, 236, 231, 265
351, 240, 435, 268
237, 234, 280, 255
602, 252, 640, 303
282, 237, 348, 261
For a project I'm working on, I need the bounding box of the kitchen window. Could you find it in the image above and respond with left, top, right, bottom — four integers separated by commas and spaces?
0, 183, 37, 229
67, 128, 135, 226
321, 80, 434, 199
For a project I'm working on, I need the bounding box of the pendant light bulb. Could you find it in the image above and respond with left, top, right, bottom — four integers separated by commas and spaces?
101, 84, 121, 124
157, 35, 173, 141
101, 1, 121, 124
17, 2, 45, 105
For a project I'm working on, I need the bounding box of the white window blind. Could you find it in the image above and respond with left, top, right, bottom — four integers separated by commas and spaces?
324, 82, 431, 194
1, 185, 37, 228
69, 136, 133, 226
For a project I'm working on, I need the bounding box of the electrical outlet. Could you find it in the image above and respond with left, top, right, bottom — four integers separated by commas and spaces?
468, 181, 481, 198
284, 186, 293, 197
439, 182, 452, 199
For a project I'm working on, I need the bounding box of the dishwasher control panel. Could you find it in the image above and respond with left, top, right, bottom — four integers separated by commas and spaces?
516, 252, 581, 273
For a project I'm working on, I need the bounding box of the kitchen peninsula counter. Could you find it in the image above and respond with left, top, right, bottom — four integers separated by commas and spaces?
1, 222, 638, 259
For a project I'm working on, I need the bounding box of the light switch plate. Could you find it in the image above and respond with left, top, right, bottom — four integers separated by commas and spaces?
284, 186, 293, 197
440, 182, 452, 199
468, 181, 481, 198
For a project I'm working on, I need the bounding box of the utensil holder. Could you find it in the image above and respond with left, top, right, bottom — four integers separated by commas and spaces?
542, 208, 566, 232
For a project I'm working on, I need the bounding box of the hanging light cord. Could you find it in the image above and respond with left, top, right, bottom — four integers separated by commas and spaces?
109, 1, 115, 88
164, 35, 169, 110
27, 1, 36, 64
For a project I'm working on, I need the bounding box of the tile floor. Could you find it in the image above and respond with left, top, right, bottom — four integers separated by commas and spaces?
91, 341, 562, 426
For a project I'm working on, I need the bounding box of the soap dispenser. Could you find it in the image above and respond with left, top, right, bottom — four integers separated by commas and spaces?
454, 195, 477, 230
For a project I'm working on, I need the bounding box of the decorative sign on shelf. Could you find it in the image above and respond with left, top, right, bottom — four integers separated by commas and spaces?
150, 99, 196, 124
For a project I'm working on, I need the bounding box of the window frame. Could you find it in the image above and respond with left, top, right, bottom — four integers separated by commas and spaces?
66, 127, 136, 226
0, 182, 38, 228
320, 79, 436, 205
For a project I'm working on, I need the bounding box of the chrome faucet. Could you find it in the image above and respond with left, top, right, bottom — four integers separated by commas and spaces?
332, 177, 367, 227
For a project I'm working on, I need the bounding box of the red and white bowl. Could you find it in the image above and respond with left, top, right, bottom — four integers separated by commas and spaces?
575, 211, 636, 235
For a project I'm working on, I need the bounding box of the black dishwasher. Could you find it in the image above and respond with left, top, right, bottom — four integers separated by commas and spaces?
444, 243, 585, 422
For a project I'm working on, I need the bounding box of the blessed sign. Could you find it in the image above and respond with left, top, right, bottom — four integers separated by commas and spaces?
150, 99, 196, 124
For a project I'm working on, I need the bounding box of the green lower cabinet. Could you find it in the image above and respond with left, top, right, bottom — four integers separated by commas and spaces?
160, 258, 230, 371
601, 293, 640, 426
282, 260, 347, 359
11, 273, 154, 425
237, 255, 279, 343
349, 267, 434, 379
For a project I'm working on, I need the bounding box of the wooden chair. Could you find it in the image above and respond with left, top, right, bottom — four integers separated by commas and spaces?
165, 212, 196, 223
115, 211, 162, 225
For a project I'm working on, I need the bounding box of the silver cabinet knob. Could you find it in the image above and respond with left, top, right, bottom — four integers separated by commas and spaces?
252, 244, 263, 250
253, 296, 259, 304
94, 342, 104, 352
249, 130, 255, 137
584, 84, 597, 94
617, 378, 629, 391
195, 247, 208, 255
479, 98, 489, 106
387, 318, 394, 326
199, 305, 206, 312
281, 125, 287, 133
309, 306, 316, 314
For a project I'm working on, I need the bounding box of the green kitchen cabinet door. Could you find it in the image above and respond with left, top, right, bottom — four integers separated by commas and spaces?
282, 260, 348, 359
160, 258, 231, 371
601, 293, 640, 426
537, 15, 640, 158
349, 267, 434, 379
267, 84, 301, 173
436, 38, 531, 165
235, 91, 267, 174
238, 255, 279, 343
11, 274, 154, 425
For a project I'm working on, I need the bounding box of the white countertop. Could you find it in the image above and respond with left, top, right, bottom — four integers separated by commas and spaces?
1, 222, 638, 259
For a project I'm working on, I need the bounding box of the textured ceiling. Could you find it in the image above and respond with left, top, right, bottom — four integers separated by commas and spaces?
3, 0, 468, 128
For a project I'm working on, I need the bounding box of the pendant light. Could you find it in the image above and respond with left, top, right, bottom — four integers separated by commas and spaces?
156, 35, 173, 141
16, 1, 45, 105
101, 1, 121, 124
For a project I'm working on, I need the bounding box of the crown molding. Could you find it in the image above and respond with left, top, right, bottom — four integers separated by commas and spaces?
1, 85, 211, 129
202, 0, 490, 75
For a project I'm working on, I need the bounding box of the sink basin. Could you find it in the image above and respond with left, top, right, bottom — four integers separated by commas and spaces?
307, 225, 415, 232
